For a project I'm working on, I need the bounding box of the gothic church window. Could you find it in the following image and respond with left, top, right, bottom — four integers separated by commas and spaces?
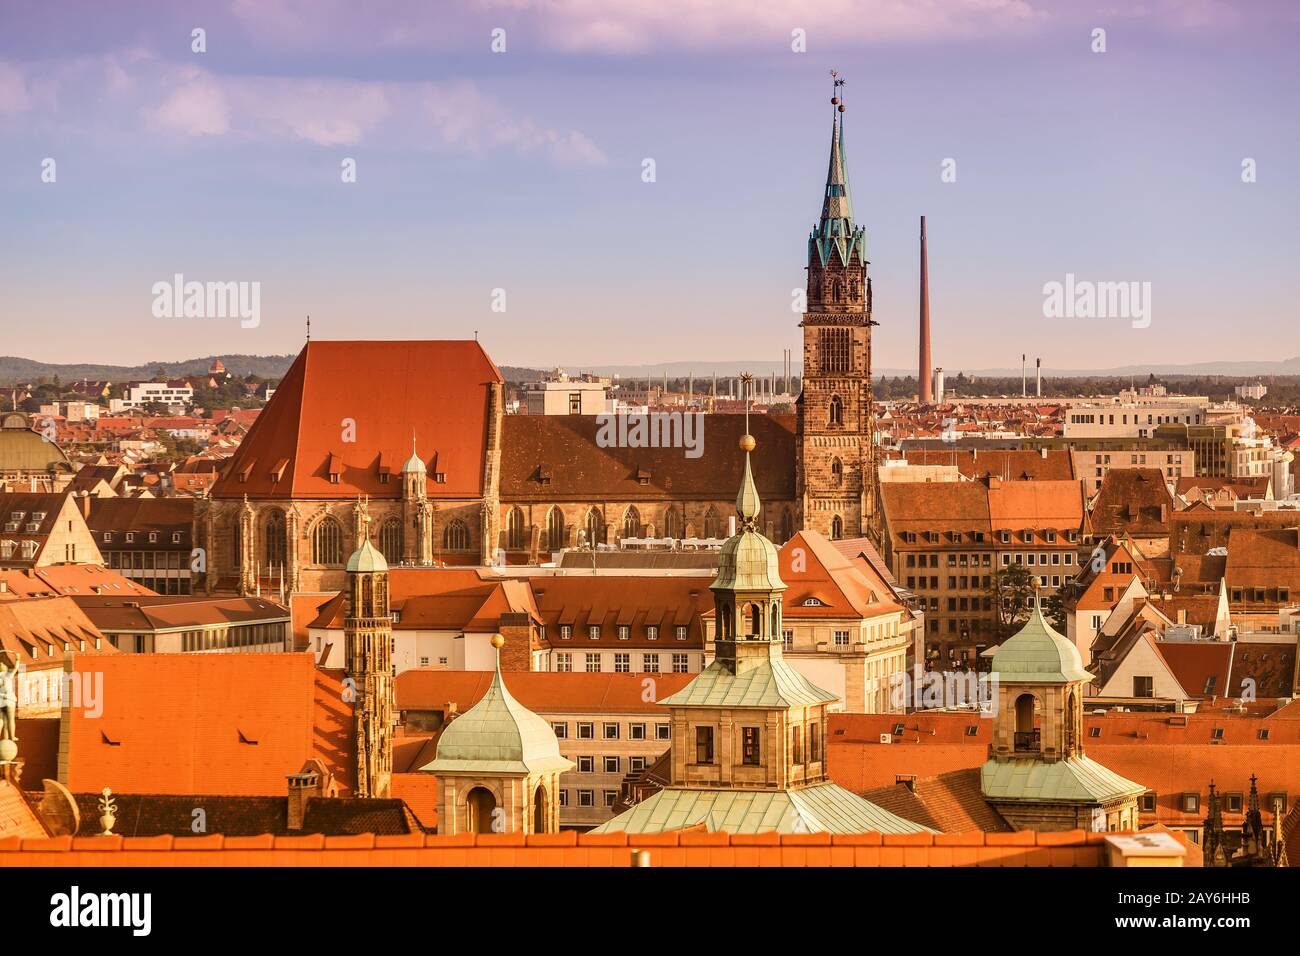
583, 508, 604, 546
264, 510, 286, 568
444, 518, 471, 552
312, 516, 345, 565
702, 506, 721, 540
621, 506, 640, 540
546, 507, 564, 550
506, 507, 525, 550
379, 517, 402, 563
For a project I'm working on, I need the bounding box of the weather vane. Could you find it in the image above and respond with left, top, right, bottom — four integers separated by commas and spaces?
830, 70, 845, 112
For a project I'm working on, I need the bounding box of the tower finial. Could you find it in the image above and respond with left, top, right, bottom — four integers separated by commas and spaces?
306, 315, 311, 342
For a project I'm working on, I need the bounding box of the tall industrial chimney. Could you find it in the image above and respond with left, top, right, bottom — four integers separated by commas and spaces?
1035, 358, 1042, 398
918, 216, 932, 403
1021, 354, 1027, 398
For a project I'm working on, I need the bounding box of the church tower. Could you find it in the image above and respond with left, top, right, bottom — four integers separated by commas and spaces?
796, 74, 879, 543
345, 522, 394, 798
588, 434, 931, 836
981, 588, 1143, 831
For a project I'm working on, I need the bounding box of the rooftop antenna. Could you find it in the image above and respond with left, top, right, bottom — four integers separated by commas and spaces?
306, 315, 311, 341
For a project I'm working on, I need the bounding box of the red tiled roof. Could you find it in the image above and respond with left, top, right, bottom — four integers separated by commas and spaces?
1090, 469, 1175, 538
499, 413, 796, 502
1154, 641, 1235, 698
396, 670, 694, 715
211, 341, 502, 500
779, 531, 904, 619
59, 654, 351, 796
904, 449, 1075, 482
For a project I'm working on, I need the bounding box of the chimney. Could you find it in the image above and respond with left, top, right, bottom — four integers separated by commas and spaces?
1022, 355, 1027, 398
918, 217, 933, 403
286, 764, 329, 831
1036, 358, 1042, 398
78, 490, 91, 519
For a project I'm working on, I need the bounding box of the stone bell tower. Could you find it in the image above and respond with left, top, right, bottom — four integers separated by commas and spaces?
345, 521, 393, 798
796, 72, 879, 544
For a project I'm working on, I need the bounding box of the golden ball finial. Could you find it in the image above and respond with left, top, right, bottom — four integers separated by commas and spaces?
739, 434, 756, 453
491, 633, 505, 649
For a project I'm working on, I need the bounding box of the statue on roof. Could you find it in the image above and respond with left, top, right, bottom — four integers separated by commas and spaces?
0, 652, 19, 745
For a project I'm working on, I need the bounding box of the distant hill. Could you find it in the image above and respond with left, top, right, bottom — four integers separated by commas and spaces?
0, 354, 297, 385
5, 352, 1299, 387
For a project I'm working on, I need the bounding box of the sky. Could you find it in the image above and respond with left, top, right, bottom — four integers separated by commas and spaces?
1, 0, 1297, 374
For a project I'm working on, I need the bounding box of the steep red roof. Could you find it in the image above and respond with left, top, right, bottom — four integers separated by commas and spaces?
59, 654, 351, 796
396, 670, 694, 714
779, 531, 903, 619
211, 341, 502, 500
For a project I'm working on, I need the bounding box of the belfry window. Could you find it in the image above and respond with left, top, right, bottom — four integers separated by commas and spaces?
818, 327, 851, 373
741, 727, 761, 766
828, 395, 844, 426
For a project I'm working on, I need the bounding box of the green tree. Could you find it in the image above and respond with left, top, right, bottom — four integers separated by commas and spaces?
986, 563, 1037, 641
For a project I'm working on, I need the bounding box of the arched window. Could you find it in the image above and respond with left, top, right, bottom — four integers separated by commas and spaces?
444, 519, 471, 551
263, 510, 286, 569
830, 515, 843, 540
622, 506, 640, 541
780, 507, 795, 544
466, 786, 497, 835
831, 458, 843, 486
506, 507, 525, 550
1014, 693, 1039, 753
829, 395, 844, 426
312, 516, 345, 565
545, 507, 565, 550
702, 506, 721, 540
583, 508, 604, 547
533, 785, 548, 834
231, 521, 242, 567
832, 279, 843, 303
663, 506, 682, 540
379, 516, 402, 564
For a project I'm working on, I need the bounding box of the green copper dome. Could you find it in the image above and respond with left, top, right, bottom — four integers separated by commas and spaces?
346, 538, 388, 573
423, 646, 573, 776
990, 604, 1091, 683
711, 444, 785, 593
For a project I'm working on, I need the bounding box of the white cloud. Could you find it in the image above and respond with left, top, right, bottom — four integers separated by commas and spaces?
0, 60, 33, 114
148, 71, 230, 136
4, 52, 605, 166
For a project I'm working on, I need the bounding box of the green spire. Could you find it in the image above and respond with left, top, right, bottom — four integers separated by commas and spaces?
809, 102, 866, 268
821, 112, 853, 226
